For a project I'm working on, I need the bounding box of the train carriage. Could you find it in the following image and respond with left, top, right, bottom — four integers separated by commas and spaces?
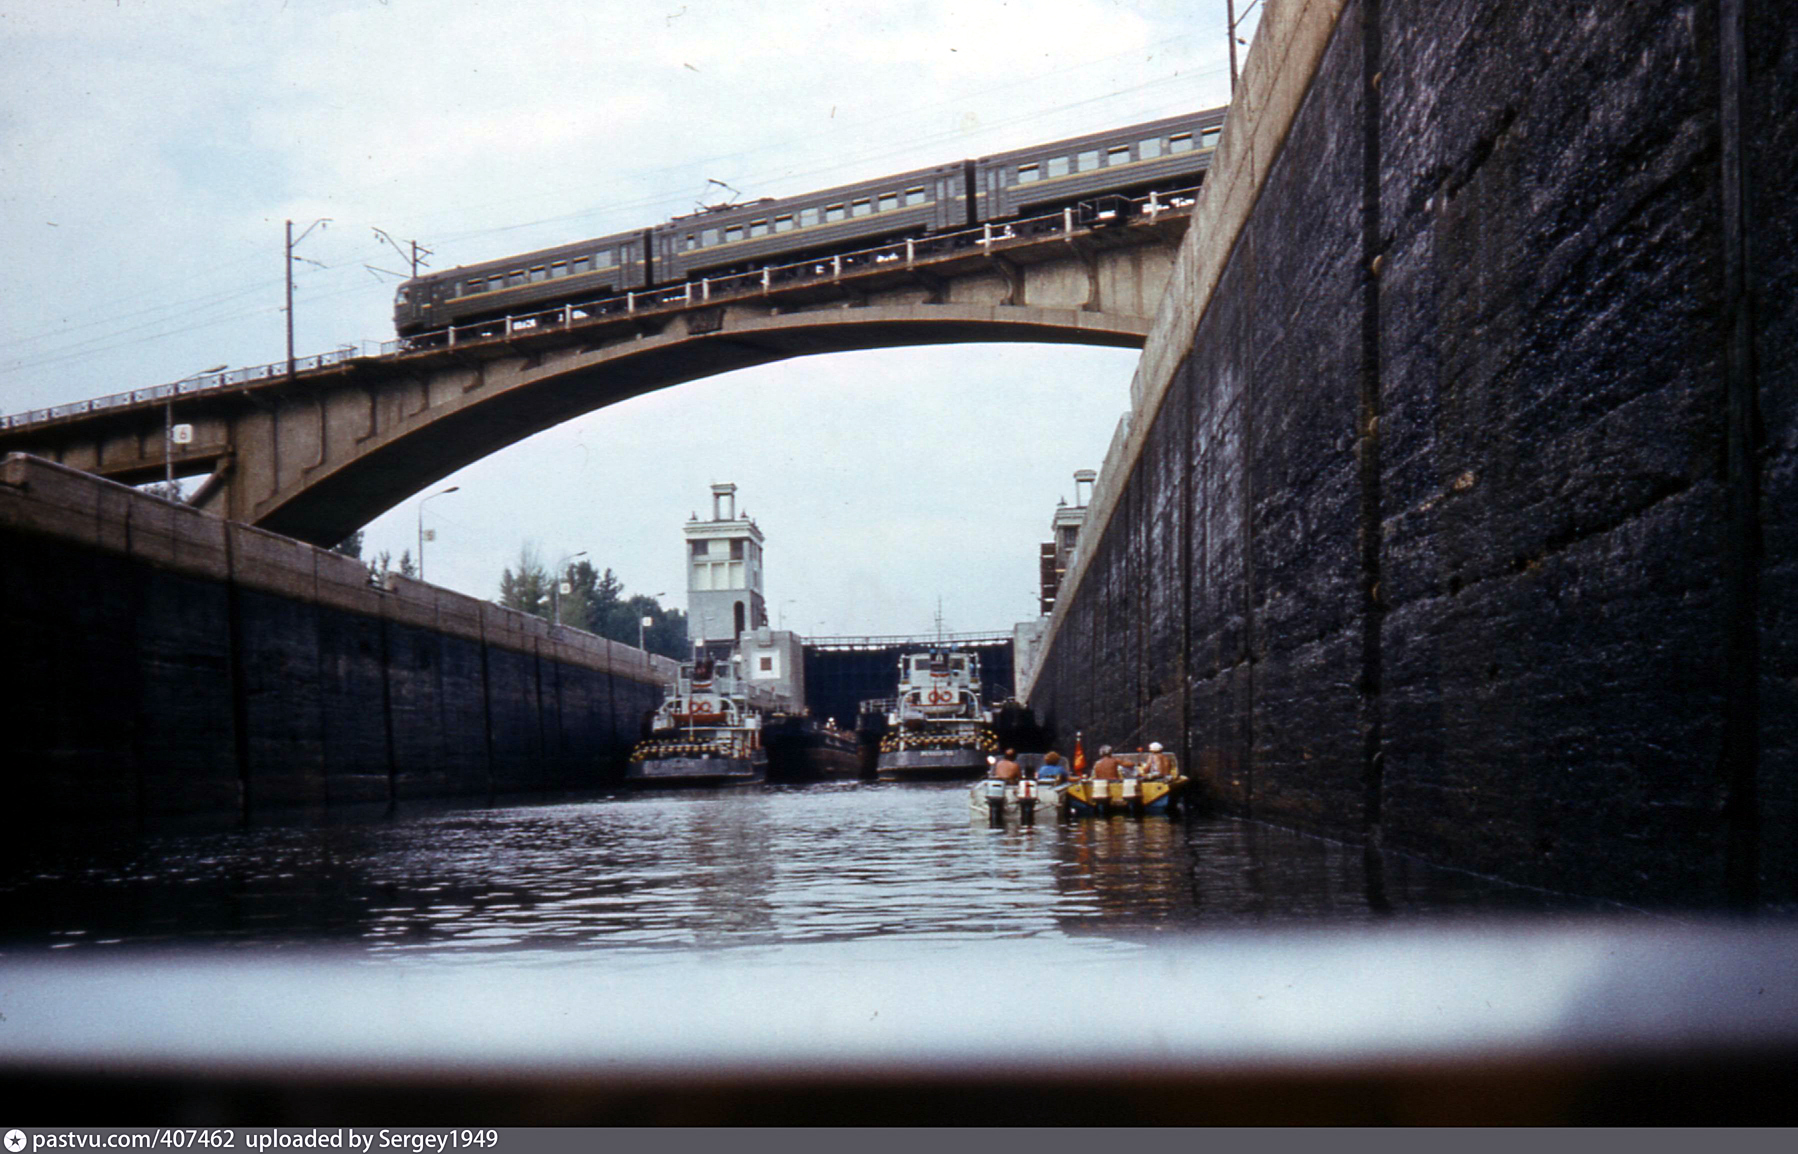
975, 108, 1226, 221
393, 227, 650, 336
391, 106, 1227, 341
650, 160, 971, 283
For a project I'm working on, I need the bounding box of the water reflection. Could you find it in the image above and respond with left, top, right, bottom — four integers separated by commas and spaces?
0, 782, 1607, 959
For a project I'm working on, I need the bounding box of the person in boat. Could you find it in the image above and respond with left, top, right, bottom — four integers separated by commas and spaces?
1144, 741, 1171, 778
1035, 751, 1066, 781
1092, 746, 1122, 780
991, 750, 1022, 781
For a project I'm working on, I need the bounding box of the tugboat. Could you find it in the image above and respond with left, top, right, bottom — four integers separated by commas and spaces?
627, 654, 767, 786
762, 711, 861, 782
874, 648, 998, 780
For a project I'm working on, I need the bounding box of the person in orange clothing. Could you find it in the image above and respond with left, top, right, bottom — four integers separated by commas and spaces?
1091, 746, 1121, 780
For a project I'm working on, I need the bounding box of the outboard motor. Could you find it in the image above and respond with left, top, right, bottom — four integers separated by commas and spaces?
1122, 775, 1142, 817
984, 778, 1008, 826
1017, 776, 1037, 824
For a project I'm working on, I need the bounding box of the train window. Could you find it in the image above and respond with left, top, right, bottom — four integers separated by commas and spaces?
507, 270, 526, 286
1108, 145, 1131, 164
1016, 163, 1040, 183
464, 278, 483, 295
569, 258, 588, 276
1139, 137, 1162, 159
851, 198, 872, 216
1047, 156, 1069, 178
749, 220, 768, 237
684, 233, 699, 251
825, 204, 846, 222
596, 250, 616, 268
701, 228, 719, 247
1201, 128, 1221, 149
529, 266, 548, 282
550, 261, 567, 277
1169, 132, 1194, 153
905, 187, 927, 205
800, 207, 820, 227
774, 214, 795, 232
1077, 149, 1101, 171
878, 192, 898, 212
724, 225, 744, 243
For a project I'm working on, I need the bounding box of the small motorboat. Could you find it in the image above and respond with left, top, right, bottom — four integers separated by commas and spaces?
968, 775, 1065, 824
1062, 750, 1187, 817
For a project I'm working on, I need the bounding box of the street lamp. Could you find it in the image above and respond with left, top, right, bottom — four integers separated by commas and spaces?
164, 364, 227, 495
416, 486, 459, 581
638, 593, 665, 653
552, 550, 587, 626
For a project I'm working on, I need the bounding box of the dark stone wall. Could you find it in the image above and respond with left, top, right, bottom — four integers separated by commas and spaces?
1031, 0, 1794, 908
0, 524, 661, 827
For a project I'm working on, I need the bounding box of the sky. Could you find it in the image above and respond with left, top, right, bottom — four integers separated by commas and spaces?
0, 0, 1257, 638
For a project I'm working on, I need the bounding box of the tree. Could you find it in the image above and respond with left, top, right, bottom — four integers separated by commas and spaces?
562, 559, 622, 634
398, 548, 417, 579
330, 529, 364, 560
498, 542, 550, 619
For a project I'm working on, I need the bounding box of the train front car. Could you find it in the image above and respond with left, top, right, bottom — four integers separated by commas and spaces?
650, 160, 970, 286
392, 227, 651, 339
975, 107, 1226, 224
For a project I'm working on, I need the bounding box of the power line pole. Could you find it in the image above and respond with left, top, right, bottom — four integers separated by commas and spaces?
285, 217, 331, 384
1226, 0, 1239, 93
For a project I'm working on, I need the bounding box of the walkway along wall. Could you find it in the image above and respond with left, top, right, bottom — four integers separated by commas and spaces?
1025, 0, 1795, 909
0, 454, 673, 825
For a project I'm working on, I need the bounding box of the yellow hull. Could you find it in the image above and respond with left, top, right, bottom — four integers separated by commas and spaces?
1063, 776, 1186, 815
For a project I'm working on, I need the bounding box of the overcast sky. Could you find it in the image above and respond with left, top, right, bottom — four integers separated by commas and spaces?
0, 0, 1255, 638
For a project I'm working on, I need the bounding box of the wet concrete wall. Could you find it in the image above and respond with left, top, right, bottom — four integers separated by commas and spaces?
1028, 0, 1794, 908
0, 455, 671, 825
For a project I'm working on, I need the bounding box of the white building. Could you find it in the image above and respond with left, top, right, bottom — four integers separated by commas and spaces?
685, 483, 767, 650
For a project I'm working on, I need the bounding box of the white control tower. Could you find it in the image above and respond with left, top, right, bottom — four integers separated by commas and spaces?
684, 483, 767, 650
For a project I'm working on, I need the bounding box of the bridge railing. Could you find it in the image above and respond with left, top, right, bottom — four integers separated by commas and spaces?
3, 186, 1200, 432
0, 344, 389, 431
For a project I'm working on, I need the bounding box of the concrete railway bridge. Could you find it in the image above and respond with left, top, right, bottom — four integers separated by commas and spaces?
0, 199, 1194, 548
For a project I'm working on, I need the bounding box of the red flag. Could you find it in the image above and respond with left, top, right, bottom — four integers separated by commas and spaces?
1072, 733, 1086, 775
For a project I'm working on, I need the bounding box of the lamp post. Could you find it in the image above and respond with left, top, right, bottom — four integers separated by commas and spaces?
638, 593, 665, 653
164, 364, 227, 495
416, 485, 459, 581
552, 550, 587, 626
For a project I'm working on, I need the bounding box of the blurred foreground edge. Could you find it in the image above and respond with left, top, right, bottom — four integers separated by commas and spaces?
1, 921, 1795, 1124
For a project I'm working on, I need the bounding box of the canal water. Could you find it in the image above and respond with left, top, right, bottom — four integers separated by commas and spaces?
0, 782, 1607, 960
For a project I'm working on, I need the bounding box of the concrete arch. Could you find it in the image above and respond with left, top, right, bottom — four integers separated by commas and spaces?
0, 213, 1186, 545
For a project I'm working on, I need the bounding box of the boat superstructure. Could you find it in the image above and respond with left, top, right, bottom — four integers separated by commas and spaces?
628, 653, 767, 786
875, 648, 998, 780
